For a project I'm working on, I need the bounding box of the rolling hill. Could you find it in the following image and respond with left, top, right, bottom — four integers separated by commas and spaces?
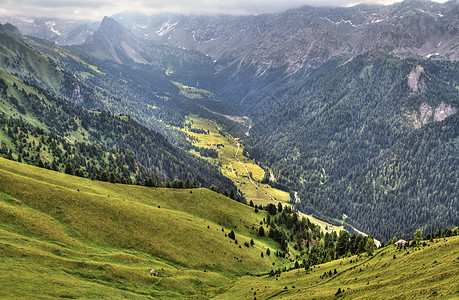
0, 157, 458, 298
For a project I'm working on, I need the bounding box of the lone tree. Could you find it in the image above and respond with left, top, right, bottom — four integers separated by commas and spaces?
64, 162, 74, 175
258, 226, 265, 237
228, 230, 235, 240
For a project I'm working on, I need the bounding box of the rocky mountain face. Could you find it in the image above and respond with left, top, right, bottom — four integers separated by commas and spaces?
74, 16, 213, 69
112, 0, 459, 74
3, 0, 457, 74
0, 16, 99, 45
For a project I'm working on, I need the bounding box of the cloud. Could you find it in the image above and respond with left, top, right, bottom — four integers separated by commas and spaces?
0, 0, 449, 20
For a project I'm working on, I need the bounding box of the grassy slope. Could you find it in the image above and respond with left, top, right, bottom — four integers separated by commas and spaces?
1, 158, 458, 299
180, 116, 290, 206
218, 236, 459, 299
0, 157, 288, 298
181, 116, 344, 234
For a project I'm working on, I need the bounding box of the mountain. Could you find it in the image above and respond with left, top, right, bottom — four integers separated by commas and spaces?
113, 0, 459, 74
0, 23, 99, 108
0, 26, 241, 194
0, 16, 98, 45
245, 51, 459, 240
1, 0, 458, 240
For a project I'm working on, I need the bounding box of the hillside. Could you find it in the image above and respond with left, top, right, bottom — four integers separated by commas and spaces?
218, 235, 459, 299
0, 158, 458, 298
0, 157, 283, 298
246, 51, 459, 240
0, 68, 239, 193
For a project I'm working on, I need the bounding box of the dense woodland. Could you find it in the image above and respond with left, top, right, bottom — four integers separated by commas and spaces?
246, 52, 459, 240
0, 73, 241, 197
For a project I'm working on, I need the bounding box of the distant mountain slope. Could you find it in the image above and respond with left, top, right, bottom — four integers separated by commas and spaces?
0, 16, 98, 45
0, 68, 238, 192
245, 51, 459, 240
0, 23, 98, 108
17, 18, 223, 146
114, 0, 459, 74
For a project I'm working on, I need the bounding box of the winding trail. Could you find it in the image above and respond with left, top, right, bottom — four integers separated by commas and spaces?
233, 141, 278, 203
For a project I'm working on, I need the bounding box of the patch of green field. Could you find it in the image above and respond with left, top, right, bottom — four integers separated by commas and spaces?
171, 81, 213, 99
179, 116, 290, 207
0, 157, 291, 298
217, 236, 459, 299
179, 116, 343, 234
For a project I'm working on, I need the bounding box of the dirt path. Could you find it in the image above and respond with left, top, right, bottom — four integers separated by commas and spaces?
233, 142, 278, 203
210, 120, 276, 203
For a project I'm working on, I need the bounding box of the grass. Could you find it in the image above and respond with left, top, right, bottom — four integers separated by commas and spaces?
1, 158, 458, 298
0, 157, 289, 298
179, 116, 290, 207
171, 82, 214, 99
217, 236, 459, 299
179, 116, 344, 233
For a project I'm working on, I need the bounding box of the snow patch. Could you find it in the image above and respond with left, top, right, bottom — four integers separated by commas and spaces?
156, 20, 178, 37
45, 21, 61, 36
321, 17, 359, 27
426, 53, 440, 58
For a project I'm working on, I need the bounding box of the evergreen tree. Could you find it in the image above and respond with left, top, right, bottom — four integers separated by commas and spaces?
64, 162, 74, 175
258, 226, 265, 237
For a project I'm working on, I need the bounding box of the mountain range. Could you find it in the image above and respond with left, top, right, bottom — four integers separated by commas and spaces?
0, 0, 458, 241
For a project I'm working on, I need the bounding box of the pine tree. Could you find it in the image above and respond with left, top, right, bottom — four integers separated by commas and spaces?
64, 162, 74, 175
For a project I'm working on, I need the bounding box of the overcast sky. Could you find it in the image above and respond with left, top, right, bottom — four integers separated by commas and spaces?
0, 0, 449, 20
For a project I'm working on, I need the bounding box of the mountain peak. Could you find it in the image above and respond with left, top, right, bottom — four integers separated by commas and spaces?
0, 23, 21, 35
97, 16, 128, 36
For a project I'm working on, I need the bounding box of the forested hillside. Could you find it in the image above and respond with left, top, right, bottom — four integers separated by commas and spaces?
21, 20, 218, 148
246, 51, 459, 240
0, 60, 238, 195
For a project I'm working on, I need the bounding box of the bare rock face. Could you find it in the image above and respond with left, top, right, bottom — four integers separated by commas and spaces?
406, 101, 457, 129
434, 102, 457, 122
3, 0, 457, 74
0, 16, 99, 45
407, 65, 426, 93
112, 0, 458, 73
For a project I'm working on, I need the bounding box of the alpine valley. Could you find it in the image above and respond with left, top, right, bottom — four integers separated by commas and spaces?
0, 0, 458, 298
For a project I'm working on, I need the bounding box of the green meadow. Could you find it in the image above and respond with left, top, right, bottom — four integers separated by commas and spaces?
0, 158, 458, 299
0, 157, 288, 298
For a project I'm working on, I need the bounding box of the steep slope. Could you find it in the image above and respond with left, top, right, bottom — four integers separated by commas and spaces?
245, 51, 459, 240
0, 69, 238, 192
330, 112, 459, 240
0, 16, 98, 45
0, 158, 282, 298
0, 23, 98, 108
21, 18, 222, 146
114, 0, 459, 74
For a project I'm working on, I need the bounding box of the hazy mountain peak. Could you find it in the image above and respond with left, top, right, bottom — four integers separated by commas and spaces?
0, 23, 21, 35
